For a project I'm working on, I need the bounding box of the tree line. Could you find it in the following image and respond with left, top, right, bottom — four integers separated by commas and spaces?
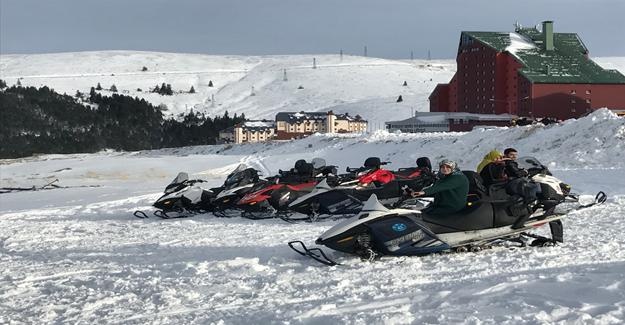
0, 81, 245, 158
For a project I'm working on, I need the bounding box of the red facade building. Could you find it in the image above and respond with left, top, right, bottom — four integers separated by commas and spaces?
430, 21, 625, 120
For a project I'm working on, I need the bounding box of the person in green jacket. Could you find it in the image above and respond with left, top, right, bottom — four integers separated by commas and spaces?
411, 159, 469, 215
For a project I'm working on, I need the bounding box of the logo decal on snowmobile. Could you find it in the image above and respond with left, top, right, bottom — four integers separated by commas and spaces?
392, 223, 407, 232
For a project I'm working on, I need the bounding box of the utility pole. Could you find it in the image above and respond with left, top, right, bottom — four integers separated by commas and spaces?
283, 69, 287, 81
364, 46, 368, 57
410, 51, 414, 60
313, 57, 317, 69
211, 94, 215, 107
427, 49, 431, 61
340, 49, 343, 61
251, 86, 256, 96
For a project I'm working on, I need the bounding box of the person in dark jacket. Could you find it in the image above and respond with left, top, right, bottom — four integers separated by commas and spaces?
503, 148, 528, 178
502, 148, 540, 202
479, 150, 509, 187
412, 159, 469, 215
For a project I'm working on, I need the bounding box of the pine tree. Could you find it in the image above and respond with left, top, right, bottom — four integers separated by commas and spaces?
16, 79, 22, 86
141, 66, 148, 72
110, 84, 118, 92
75, 90, 83, 98
208, 80, 214, 87
0, 79, 7, 89
396, 95, 403, 102
189, 86, 195, 93
403, 81, 408, 86
96, 83, 102, 90
89, 87, 96, 99
165, 84, 173, 95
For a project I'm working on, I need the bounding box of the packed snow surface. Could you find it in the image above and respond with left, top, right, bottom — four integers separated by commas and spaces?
2, 109, 625, 323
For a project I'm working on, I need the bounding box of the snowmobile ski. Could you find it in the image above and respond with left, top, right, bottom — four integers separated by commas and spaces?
288, 240, 339, 266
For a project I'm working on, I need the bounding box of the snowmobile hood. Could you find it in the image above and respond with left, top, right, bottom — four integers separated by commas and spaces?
317, 195, 417, 242
216, 183, 254, 199
288, 178, 333, 207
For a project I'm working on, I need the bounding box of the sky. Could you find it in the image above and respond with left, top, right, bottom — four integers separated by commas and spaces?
1, 0, 624, 59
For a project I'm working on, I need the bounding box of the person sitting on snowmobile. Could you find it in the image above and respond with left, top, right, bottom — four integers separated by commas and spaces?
478, 150, 508, 187
503, 148, 528, 178
477, 149, 504, 173
411, 159, 469, 216
502, 148, 540, 203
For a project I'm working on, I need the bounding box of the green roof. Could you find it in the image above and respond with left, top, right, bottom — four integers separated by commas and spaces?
462, 30, 625, 84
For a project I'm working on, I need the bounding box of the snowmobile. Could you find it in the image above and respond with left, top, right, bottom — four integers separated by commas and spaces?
289, 157, 607, 265
211, 164, 263, 217
134, 164, 262, 219
288, 157, 436, 219
236, 158, 336, 220
134, 172, 219, 219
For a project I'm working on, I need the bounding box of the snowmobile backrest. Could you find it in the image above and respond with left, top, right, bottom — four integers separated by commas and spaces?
416, 157, 432, 170
462, 170, 487, 199
296, 161, 314, 176
364, 157, 382, 169
294, 159, 307, 171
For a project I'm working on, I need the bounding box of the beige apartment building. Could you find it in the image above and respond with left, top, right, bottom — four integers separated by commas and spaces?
275, 111, 367, 139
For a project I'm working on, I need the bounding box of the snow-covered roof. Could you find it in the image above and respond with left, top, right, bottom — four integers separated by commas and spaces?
505, 32, 538, 56
386, 112, 516, 125
244, 120, 275, 128
276, 111, 328, 123
240, 120, 275, 130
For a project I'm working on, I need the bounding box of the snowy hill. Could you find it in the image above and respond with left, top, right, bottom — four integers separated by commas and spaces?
1, 109, 625, 323
3, 51, 624, 128
0, 51, 453, 127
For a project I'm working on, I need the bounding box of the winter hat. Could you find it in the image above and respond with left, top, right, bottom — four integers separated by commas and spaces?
438, 159, 457, 170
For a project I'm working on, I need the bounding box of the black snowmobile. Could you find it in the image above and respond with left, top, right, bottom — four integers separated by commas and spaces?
289, 157, 606, 265
134, 172, 219, 219
135, 164, 262, 219
211, 164, 263, 217
288, 157, 435, 219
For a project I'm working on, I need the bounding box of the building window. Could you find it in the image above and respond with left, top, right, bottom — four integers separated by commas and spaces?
571, 108, 576, 112
571, 90, 576, 94
586, 99, 591, 104
571, 99, 576, 103
586, 90, 591, 94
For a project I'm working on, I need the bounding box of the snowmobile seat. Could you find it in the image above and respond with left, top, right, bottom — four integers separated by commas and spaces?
420, 201, 494, 233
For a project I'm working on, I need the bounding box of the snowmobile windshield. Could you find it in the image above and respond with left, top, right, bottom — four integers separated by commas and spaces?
517, 156, 550, 175
224, 165, 255, 189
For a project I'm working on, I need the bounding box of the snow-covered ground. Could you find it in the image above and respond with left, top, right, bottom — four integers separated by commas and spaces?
2, 109, 625, 323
